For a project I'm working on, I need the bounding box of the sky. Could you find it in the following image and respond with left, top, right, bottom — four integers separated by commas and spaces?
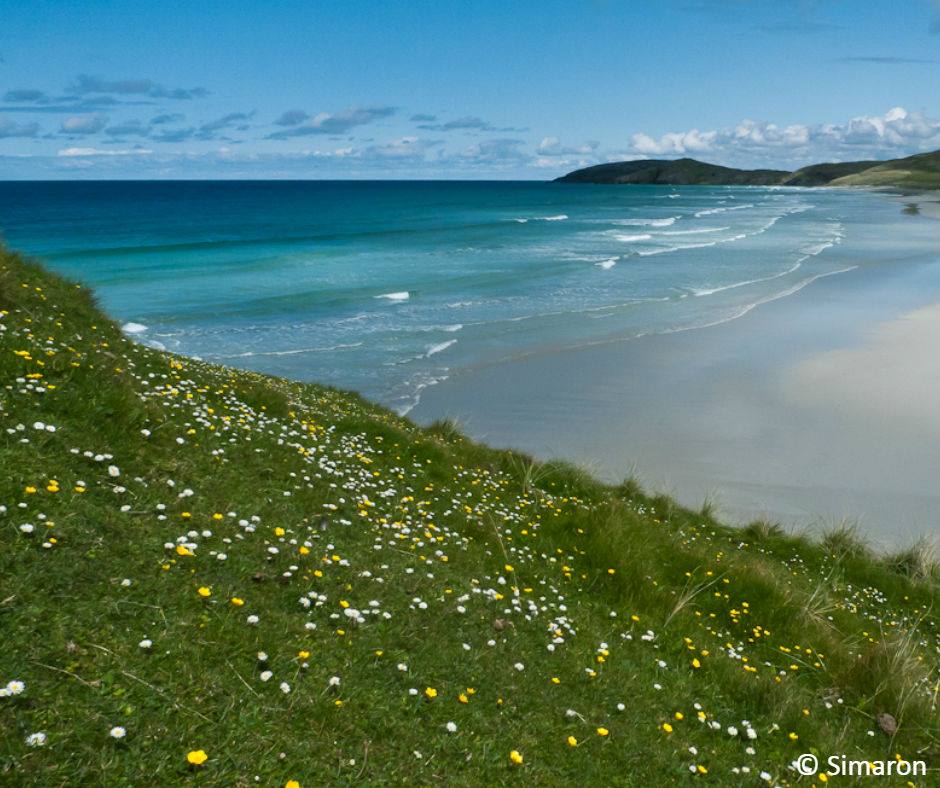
0, 0, 938, 179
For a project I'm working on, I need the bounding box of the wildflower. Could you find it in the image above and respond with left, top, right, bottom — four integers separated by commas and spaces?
286, 782, 301, 788
197, 586, 211, 598
246, 614, 260, 625
596, 727, 609, 737
109, 726, 126, 739
329, 676, 341, 687
25, 732, 47, 747
446, 721, 457, 732
279, 682, 291, 694
230, 597, 244, 606
260, 671, 273, 682
509, 750, 523, 765
19, 524, 34, 534
788, 732, 799, 741
107, 465, 120, 477
567, 735, 578, 747
424, 687, 437, 699
662, 723, 673, 733
187, 749, 208, 765
5, 680, 26, 696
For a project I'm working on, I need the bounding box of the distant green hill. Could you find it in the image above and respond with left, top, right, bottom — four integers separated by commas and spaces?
554, 158, 788, 186
781, 160, 881, 187
556, 150, 940, 189
828, 150, 940, 189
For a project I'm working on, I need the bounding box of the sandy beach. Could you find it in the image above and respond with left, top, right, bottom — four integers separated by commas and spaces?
413, 198, 940, 546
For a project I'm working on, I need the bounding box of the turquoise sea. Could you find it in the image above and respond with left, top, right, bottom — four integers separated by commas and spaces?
0, 181, 928, 415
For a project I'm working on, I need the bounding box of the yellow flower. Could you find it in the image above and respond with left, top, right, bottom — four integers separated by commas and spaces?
596, 727, 609, 737
298, 650, 310, 659
425, 687, 437, 699
275, 527, 285, 536
788, 732, 799, 741
197, 586, 211, 598
230, 597, 244, 606
458, 692, 469, 703
566, 735, 578, 747
186, 749, 208, 765
175, 545, 193, 556
662, 723, 673, 733
285, 781, 300, 788
674, 712, 684, 720
550, 677, 560, 685
509, 750, 523, 765
691, 658, 701, 669
696, 765, 708, 775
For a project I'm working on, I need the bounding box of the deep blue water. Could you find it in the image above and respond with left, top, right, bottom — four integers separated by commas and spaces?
0, 180, 927, 413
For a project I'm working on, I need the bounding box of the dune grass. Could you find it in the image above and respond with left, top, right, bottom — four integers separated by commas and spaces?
1, 245, 939, 786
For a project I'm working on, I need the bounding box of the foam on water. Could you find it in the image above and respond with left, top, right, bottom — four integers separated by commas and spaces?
426, 339, 457, 357
694, 203, 754, 217
612, 217, 677, 227
375, 291, 410, 302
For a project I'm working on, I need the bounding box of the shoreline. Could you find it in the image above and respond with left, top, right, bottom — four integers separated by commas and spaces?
411, 196, 940, 546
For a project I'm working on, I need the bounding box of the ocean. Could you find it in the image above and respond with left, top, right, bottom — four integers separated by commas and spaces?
0, 180, 926, 416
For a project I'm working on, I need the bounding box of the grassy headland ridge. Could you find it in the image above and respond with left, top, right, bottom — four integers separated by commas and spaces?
1, 245, 939, 786
555, 149, 940, 189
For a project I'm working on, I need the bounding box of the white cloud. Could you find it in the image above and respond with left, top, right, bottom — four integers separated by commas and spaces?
268, 106, 396, 138
536, 137, 599, 156
0, 116, 40, 138
58, 147, 152, 157
624, 107, 940, 163
60, 114, 108, 135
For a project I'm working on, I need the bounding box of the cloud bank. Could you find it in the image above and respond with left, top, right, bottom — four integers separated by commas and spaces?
622, 107, 940, 165
268, 107, 396, 138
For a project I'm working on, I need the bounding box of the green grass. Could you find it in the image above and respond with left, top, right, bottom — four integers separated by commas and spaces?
1, 245, 939, 786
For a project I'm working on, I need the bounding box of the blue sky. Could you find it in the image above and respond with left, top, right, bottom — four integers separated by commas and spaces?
1, 0, 937, 178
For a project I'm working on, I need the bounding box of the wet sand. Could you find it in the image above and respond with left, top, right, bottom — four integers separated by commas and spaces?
412, 202, 939, 547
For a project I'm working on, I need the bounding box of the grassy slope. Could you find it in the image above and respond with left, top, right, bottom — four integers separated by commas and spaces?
780, 162, 881, 187
1, 246, 939, 787
829, 151, 940, 190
